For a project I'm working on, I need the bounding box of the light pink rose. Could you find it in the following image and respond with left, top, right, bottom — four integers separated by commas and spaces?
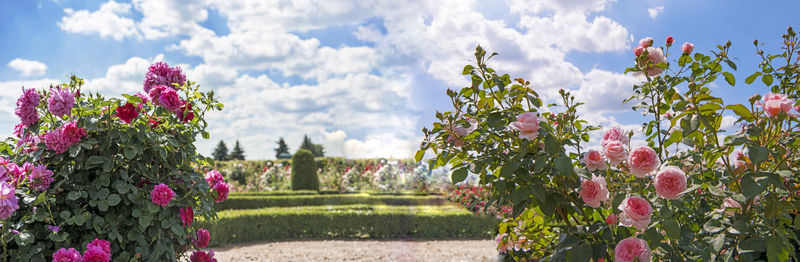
732, 149, 747, 169
638, 37, 653, 48
681, 42, 694, 54
637, 47, 667, 76
603, 140, 627, 165
582, 149, 607, 171
721, 197, 742, 216
633, 46, 644, 57
510, 112, 540, 140
606, 214, 618, 225
618, 196, 652, 231
615, 237, 652, 262
580, 175, 609, 208
654, 166, 687, 199
446, 117, 477, 147
602, 126, 630, 146
759, 92, 794, 117
628, 146, 660, 177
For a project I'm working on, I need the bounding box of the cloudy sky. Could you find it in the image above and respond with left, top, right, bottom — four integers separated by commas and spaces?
1, 0, 798, 160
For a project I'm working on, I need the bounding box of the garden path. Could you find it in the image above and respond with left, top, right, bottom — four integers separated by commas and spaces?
212, 239, 501, 261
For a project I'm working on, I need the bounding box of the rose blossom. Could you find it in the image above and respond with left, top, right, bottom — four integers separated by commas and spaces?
509, 112, 540, 140
205, 170, 225, 186
86, 238, 111, 255
638, 37, 653, 47
618, 196, 652, 231
190, 250, 218, 262
732, 149, 747, 169
212, 182, 229, 203
633, 46, 644, 57
157, 88, 182, 113
638, 47, 667, 76
579, 175, 609, 208
666, 36, 674, 46
628, 146, 660, 177
115, 103, 139, 124
16, 87, 41, 126
194, 228, 211, 248
606, 214, 618, 225
582, 149, 607, 171
29, 164, 54, 192
603, 140, 628, 165
654, 166, 687, 199
614, 237, 652, 262
143, 62, 186, 93
721, 196, 742, 216
177, 100, 195, 122
682, 42, 694, 54
52, 248, 82, 262
0, 182, 19, 219
601, 126, 629, 146
180, 206, 194, 227
758, 92, 794, 117
82, 246, 110, 262
48, 86, 75, 117
150, 184, 174, 207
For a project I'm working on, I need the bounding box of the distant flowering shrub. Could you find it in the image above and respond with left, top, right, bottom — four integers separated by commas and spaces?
0, 62, 224, 260
421, 28, 800, 260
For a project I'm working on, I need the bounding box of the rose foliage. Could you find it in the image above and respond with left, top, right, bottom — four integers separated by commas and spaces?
419, 27, 800, 261
0, 62, 225, 261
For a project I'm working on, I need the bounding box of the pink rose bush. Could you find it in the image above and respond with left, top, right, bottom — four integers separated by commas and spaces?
579, 175, 609, 208
0, 62, 224, 260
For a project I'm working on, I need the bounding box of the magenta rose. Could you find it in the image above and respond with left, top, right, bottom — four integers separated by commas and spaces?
212, 182, 229, 203
614, 237, 652, 262
628, 146, 660, 177
0, 182, 19, 219
509, 112, 540, 140
180, 206, 194, 227
194, 228, 211, 248
150, 183, 174, 207
582, 149, 607, 171
759, 92, 794, 117
618, 196, 652, 231
82, 246, 110, 262
681, 42, 694, 54
115, 103, 139, 124
47, 86, 75, 117
86, 238, 111, 255
654, 166, 687, 199
190, 250, 217, 262
52, 248, 82, 262
579, 175, 609, 208
157, 88, 182, 113
603, 140, 627, 165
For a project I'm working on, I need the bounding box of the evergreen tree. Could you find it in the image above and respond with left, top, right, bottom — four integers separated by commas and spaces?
212, 140, 229, 161
229, 140, 246, 160
300, 135, 315, 152
312, 144, 325, 157
275, 137, 291, 159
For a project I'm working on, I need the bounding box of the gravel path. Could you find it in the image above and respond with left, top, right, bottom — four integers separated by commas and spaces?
211, 240, 503, 262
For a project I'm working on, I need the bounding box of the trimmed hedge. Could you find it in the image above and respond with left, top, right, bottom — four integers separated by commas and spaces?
203, 205, 497, 246
291, 149, 319, 190
231, 190, 442, 196
216, 194, 448, 210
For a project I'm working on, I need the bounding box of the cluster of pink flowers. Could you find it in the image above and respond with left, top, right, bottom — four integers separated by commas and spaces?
509, 112, 541, 140
205, 170, 230, 203
47, 86, 75, 117
757, 92, 797, 118
143, 61, 186, 93
52, 238, 111, 262
16, 87, 41, 126
43, 121, 86, 154
150, 183, 175, 207
633, 37, 666, 76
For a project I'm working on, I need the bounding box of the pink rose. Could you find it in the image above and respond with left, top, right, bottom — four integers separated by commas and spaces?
510, 112, 540, 140
606, 214, 618, 225
633, 46, 644, 57
580, 175, 609, 208
618, 196, 652, 231
721, 196, 742, 216
582, 149, 607, 171
681, 42, 694, 54
654, 166, 687, 199
638, 47, 666, 76
602, 126, 629, 146
447, 117, 478, 147
732, 149, 747, 169
628, 146, 660, 177
638, 37, 653, 48
614, 237, 652, 262
603, 140, 627, 165
759, 92, 794, 117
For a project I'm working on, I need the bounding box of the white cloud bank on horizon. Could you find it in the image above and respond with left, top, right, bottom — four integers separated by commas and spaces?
18, 0, 648, 159
7, 59, 48, 77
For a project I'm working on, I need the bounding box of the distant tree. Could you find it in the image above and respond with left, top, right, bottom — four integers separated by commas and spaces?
275, 137, 291, 159
229, 140, 246, 160
299, 135, 325, 157
212, 140, 229, 161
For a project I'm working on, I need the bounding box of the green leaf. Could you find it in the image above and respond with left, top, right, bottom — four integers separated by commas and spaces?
711, 233, 725, 252
762, 74, 773, 86
568, 242, 592, 262
123, 147, 137, 160
664, 219, 681, 239
745, 72, 761, 84
500, 160, 521, 178
767, 236, 789, 262
747, 146, 769, 164
138, 215, 152, 230
723, 72, 735, 86
451, 167, 468, 184
107, 194, 121, 206
462, 65, 475, 75
67, 191, 83, 201
414, 149, 425, 162
740, 174, 766, 199
725, 104, 752, 120
554, 155, 573, 176
725, 60, 737, 71
86, 156, 105, 166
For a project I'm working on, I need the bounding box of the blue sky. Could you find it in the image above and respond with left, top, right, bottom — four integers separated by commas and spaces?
1, 0, 798, 159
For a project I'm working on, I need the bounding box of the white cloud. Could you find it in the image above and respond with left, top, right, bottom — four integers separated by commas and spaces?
648, 6, 664, 20
132, 0, 210, 39
58, 0, 141, 41
7, 58, 47, 77
84, 54, 165, 95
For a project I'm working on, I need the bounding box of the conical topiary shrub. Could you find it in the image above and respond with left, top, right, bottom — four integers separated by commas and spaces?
291, 149, 319, 190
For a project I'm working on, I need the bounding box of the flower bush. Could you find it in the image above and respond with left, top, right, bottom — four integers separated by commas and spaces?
0, 62, 225, 261
420, 27, 800, 260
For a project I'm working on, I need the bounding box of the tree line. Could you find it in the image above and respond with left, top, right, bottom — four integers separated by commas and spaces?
212, 134, 325, 161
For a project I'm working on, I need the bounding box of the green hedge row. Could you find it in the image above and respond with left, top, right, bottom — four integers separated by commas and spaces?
231, 190, 442, 196
216, 194, 448, 210
203, 205, 497, 246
